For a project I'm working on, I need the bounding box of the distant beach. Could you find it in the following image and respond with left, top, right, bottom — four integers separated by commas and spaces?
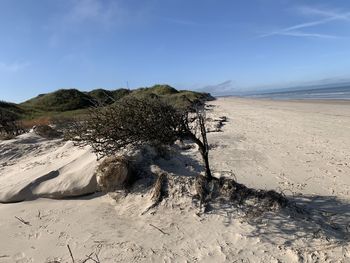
244, 86, 350, 100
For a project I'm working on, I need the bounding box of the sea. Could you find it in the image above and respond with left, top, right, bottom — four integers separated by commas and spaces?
244, 85, 350, 100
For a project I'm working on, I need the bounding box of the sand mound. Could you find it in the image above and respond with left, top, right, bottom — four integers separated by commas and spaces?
0, 132, 98, 203
95, 155, 133, 192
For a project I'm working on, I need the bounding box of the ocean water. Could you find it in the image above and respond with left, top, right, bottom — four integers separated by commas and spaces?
246, 86, 350, 100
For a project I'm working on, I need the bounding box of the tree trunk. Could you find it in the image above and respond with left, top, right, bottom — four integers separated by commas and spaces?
201, 150, 212, 179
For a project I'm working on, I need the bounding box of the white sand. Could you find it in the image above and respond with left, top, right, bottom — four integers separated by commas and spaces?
208, 98, 350, 198
0, 132, 98, 203
0, 98, 350, 262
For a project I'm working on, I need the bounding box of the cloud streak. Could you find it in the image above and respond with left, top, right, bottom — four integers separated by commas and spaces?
259, 6, 350, 39
277, 31, 339, 39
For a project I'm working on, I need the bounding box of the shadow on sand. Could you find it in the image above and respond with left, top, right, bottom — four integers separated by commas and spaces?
253, 195, 350, 246
146, 146, 350, 247
210, 193, 350, 247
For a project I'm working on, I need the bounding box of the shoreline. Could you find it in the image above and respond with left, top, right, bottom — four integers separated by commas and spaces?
216, 95, 350, 105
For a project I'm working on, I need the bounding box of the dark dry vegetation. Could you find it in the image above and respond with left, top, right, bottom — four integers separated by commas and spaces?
0, 102, 26, 139
67, 95, 213, 178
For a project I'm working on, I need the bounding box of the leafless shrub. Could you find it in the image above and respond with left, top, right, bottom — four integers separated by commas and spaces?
51, 116, 78, 132
33, 125, 62, 139
0, 109, 26, 139
65, 96, 297, 219
66, 96, 214, 179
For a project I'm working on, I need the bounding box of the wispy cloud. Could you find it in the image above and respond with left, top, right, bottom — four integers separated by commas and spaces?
0, 61, 30, 72
163, 18, 203, 26
299, 6, 350, 20
201, 80, 235, 95
62, 0, 126, 28
259, 6, 350, 39
277, 31, 338, 39
47, 0, 147, 47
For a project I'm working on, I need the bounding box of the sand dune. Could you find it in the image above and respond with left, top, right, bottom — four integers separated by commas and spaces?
0, 132, 97, 203
0, 98, 350, 262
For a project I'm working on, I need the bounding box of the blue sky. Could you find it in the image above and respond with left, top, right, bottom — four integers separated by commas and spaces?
1, 0, 350, 102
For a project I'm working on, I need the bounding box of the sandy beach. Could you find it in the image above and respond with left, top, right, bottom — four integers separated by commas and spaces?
1, 97, 350, 262
208, 98, 350, 197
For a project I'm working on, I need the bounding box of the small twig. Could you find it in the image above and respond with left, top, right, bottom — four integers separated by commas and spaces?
82, 252, 98, 263
14, 216, 31, 226
0, 255, 10, 258
67, 244, 75, 263
95, 253, 101, 263
81, 252, 93, 263
149, 224, 170, 235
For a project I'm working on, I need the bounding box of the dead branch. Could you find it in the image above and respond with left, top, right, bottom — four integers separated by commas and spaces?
82, 252, 99, 263
67, 244, 75, 263
149, 224, 170, 235
14, 216, 31, 226
142, 173, 168, 215
151, 173, 168, 204
194, 175, 210, 212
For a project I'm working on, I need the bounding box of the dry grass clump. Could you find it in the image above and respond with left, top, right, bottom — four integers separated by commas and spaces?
20, 117, 51, 130
193, 176, 289, 215
218, 177, 288, 208
95, 155, 135, 192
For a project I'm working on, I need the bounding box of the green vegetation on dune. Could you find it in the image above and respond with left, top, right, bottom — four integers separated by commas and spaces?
129, 85, 213, 109
132, 84, 179, 96
2, 85, 214, 121
0, 101, 25, 119
87, 88, 131, 105
21, 89, 95, 112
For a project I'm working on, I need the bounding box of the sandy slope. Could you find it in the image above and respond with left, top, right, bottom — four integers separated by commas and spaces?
0, 132, 98, 203
0, 98, 350, 262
